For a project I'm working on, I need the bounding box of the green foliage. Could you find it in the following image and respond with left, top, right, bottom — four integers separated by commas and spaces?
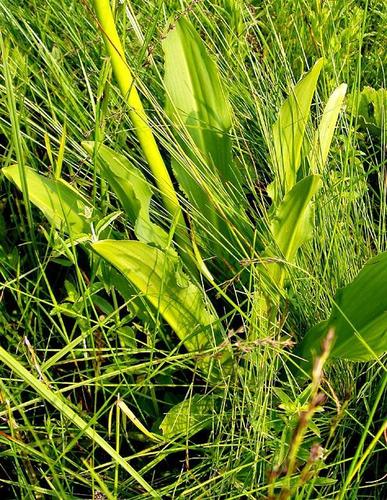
2, 165, 95, 236
163, 18, 235, 188
160, 394, 215, 439
163, 17, 251, 265
0, 1, 386, 496
309, 83, 348, 173
269, 59, 323, 203
91, 239, 225, 356
350, 86, 386, 137
82, 142, 169, 248
298, 251, 387, 369
268, 175, 322, 288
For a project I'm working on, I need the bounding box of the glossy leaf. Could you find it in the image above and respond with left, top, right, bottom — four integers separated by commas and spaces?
268, 175, 322, 286
82, 142, 168, 247
270, 59, 323, 203
163, 18, 251, 264
91, 239, 222, 352
160, 394, 214, 439
298, 252, 387, 368
2, 164, 94, 236
163, 18, 235, 188
309, 83, 347, 173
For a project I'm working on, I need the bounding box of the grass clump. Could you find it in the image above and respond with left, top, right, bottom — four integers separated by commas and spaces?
0, 0, 386, 498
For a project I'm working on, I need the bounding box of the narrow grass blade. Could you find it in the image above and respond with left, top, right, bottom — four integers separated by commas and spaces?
0, 346, 158, 496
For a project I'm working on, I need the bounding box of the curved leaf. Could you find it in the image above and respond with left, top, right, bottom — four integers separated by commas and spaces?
82, 141, 168, 247
298, 252, 387, 370
269, 59, 323, 203
309, 83, 347, 173
2, 165, 94, 236
268, 175, 322, 286
163, 18, 252, 265
163, 17, 235, 187
91, 239, 223, 353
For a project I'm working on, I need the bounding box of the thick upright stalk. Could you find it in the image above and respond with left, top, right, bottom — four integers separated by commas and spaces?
93, 0, 191, 256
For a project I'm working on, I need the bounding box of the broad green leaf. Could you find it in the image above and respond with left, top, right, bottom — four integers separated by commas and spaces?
2, 165, 94, 236
160, 394, 214, 439
82, 142, 168, 248
308, 83, 347, 173
163, 18, 252, 265
91, 240, 223, 353
268, 175, 322, 286
269, 59, 323, 203
351, 86, 386, 137
298, 252, 387, 371
163, 18, 235, 188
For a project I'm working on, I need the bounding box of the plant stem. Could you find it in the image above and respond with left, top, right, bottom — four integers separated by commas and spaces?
92, 0, 191, 258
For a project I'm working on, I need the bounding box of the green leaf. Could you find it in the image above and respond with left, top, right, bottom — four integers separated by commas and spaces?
160, 394, 214, 439
91, 239, 223, 353
309, 83, 347, 173
82, 142, 169, 248
2, 165, 93, 236
269, 59, 323, 203
268, 175, 322, 286
352, 86, 387, 137
163, 18, 236, 189
163, 19, 245, 259
298, 252, 387, 369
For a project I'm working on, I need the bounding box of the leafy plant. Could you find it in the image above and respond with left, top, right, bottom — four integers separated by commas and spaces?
1, 4, 386, 491
3, 12, 385, 379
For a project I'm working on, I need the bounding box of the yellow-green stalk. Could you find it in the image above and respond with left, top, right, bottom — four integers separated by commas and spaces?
93, 0, 191, 256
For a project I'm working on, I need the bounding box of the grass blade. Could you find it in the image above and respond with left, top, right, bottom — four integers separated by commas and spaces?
0, 346, 158, 496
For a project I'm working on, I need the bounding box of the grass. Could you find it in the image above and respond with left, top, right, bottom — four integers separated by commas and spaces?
0, 0, 386, 498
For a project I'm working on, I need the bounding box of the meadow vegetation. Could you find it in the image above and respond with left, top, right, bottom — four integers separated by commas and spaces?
0, 0, 386, 498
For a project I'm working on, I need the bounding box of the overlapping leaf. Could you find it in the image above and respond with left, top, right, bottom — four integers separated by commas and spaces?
298, 251, 387, 371
91, 239, 224, 353
160, 394, 215, 439
2, 165, 94, 236
163, 18, 249, 263
268, 175, 322, 287
82, 142, 169, 248
269, 59, 323, 203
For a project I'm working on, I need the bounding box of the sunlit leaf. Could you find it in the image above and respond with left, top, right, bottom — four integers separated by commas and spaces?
2, 165, 94, 236
82, 142, 169, 248
268, 175, 322, 286
91, 239, 225, 354
163, 18, 236, 189
163, 18, 250, 263
298, 252, 387, 371
309, 83, 347, 173
269, 59, 323, 203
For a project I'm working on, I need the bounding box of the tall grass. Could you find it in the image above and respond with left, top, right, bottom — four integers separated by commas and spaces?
0, 0, 385, 498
